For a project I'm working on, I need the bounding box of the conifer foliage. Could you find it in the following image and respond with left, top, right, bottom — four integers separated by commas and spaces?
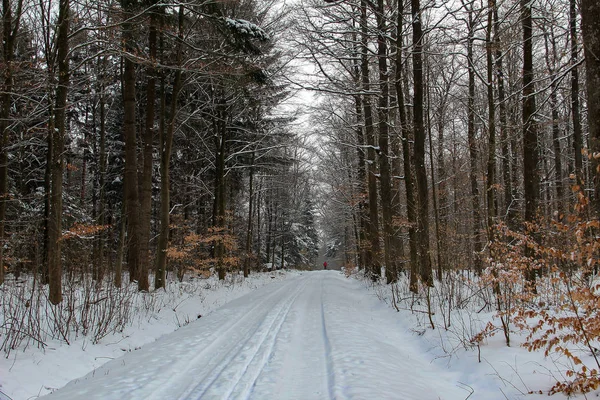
0, 0, 321, 351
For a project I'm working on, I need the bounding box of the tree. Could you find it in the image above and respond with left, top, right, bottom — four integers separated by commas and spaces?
464, 0, 483, 275
521, 0, 539, 287
412, 0, 432, 286
570, 0, 583, 192
120, 0, 142, 287
47, 0, 70, 304
0, 0, 23, 286
375, 0, 395, 283
581, 0, 600, 218
361, 0, 381, 279
395, 0, 418, 291
486, 0, 497, 234
139, 2, 159, 290
156, 5, 184, 289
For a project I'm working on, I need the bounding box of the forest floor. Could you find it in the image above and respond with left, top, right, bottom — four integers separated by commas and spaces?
2, 270, 592, 399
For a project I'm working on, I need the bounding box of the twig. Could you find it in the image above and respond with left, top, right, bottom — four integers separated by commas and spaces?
457, 381, 475, 399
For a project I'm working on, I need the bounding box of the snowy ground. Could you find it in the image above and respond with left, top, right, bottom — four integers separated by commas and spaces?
37, 271, 466, 400
0, 270, 297, 400
2, 270, 596, 399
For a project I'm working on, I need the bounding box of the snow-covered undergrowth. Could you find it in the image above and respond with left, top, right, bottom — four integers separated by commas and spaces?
348, 267, 600, 399
0, 270, 298, 400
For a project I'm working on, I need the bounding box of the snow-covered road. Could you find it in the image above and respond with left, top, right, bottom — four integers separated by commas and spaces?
44, 271, 466, 400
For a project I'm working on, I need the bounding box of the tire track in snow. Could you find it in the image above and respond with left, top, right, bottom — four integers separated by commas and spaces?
320, 277, 337, 400
40, 272, 468, 400
231, 277, 310, 400
245, 273, 331, 399
181, 275, 309, 399
144, 279, 298, 400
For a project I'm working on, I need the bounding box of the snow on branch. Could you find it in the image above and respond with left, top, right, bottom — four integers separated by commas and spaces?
224, 18, 269, 42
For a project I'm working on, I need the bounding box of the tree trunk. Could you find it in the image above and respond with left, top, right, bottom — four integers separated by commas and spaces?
494, 5, 511, 228
42, 98, 54, 285
570, 0, 583, 192
522, 0, 539, 288
255, 180, 262, 264
121, 0, 141, 284
97, 74, 107, 283
395, 0, 418, 292
486, 0, 497, 236
543, 29, 565, 218
360, 0, 380, 279
354, 93, 368, 270
244, 152, 255, 278
412, 0, 432, 285
425, 70, 442, 280
156, 6, 184, 289
375, 0, 395, 284
115, 201, 126, 288
466, 6, 483, 275
138, 8, 158, 292
580, 0, 600, 218
352, 27, 368, 271
0, 0, 22, 285
47, 0, 70, 304
213, 98, 227, 281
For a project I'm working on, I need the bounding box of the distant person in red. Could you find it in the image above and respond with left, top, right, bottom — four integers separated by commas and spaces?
323, 261, 328, 270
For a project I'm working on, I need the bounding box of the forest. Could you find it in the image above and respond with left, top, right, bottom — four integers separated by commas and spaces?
1, 0, 600, 396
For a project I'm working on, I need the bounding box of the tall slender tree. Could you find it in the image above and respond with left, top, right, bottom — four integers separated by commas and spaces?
138, 3, 159, 292
395, 0, 418, 291
580, 0, 600, 218
121, 0, 141, 285
486, 0, 497, 235
0, 0, 23, 286
521, 0, 539, 287
360, 0, 380, 278
465, 1, 483, 274
375, 0, 395, 283
48, 0, 70, 304
570, 0, 583, 192
156, 5, 184, 289
411, 0, 432, 285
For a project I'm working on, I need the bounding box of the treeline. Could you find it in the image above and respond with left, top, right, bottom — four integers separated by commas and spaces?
0, 0, 320, 302
299, 0, 600, 287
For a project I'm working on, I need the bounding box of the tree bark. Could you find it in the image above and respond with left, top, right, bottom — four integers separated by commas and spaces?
486, 0, 497, 236
494, 5, 511, 228
0, 0, 22, 285
570, 0, 583, 192
213, 99, 227, 281
466, 5, 483, 275
425, 69, 442, 280
375, 0, 395, 284
412, 0, 431, 285
47, 0, 70, 304
138, 8, 159, 292
121, 0, 141, 284
580, 0, 600, 218
543, 29, 564, 218
352, 19, 368, 272
396, 0, 418, 292
522, 0, 539, 288
360, 0, 380, 279
244, 152, 255, 277
156, 6, 184, 289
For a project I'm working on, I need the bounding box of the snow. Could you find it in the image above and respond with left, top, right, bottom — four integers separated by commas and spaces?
224, 18, 269, 41
38, 271, 465, 400
2, 270, 595, 399
0, 271, 296, 400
